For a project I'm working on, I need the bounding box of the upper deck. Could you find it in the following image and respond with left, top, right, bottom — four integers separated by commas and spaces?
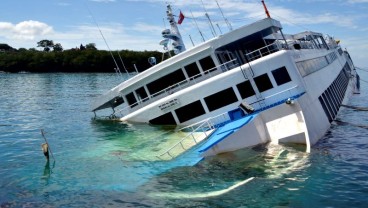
92, 17, 338, 121
92, 18, 283, 111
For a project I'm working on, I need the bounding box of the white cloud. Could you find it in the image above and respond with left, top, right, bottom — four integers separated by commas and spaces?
0, 20, 53, 41
131, 22, 162, 33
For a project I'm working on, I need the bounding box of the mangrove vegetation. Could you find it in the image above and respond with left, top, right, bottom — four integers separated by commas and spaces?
0, 41, 164, 73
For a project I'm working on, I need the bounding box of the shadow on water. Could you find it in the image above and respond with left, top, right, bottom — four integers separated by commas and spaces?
41, 160, 55, 183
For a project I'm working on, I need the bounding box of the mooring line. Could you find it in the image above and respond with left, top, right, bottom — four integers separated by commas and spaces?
334, 119, 368, 129
341, 104, 368, 111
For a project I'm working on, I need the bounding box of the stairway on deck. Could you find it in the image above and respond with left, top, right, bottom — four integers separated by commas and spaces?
159, 114, 257, 167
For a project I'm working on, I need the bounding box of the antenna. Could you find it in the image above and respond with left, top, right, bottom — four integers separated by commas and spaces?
215, 0, 232, 31
86, 5, 122, 77
190, 10, 205, 42
216, 23, 223, 35
261, 0, 271, 18
200, 0, 217, 37
117, 51, 130, 77
161, 4, 186, 54
189, 35, 195, 47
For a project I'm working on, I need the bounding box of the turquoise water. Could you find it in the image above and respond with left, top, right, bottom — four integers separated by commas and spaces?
1, 73, 367, 207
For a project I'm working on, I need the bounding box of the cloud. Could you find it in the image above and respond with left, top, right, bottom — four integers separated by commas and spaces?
44, 23, 160, 51
0, 20, 53, 41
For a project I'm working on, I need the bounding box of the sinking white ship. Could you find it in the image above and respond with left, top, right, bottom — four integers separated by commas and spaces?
92, 2, 359, 157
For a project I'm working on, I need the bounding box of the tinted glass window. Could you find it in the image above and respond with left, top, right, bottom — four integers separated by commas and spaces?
175, 101, 206, 123
135, 87, 148, 101
199, 56, 216, 71
125, 92, 137, 107
236, 80, 255, 99
149, 112, 176, 125
184, 62, 200, 78
204, 88, 238, 112
147, 70, 186, 95
272, 66, 292, 86
254, 73, 273, 92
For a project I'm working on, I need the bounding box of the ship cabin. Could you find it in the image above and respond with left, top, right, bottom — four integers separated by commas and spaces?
92, 17, 340, 126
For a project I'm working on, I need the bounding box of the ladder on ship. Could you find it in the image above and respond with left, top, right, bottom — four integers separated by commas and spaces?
156, 119, 217, 160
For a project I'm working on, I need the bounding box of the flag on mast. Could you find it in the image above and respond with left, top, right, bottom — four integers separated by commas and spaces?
178, 11, 185, 24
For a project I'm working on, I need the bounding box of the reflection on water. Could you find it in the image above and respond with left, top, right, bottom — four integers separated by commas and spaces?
0, 73, 367, 207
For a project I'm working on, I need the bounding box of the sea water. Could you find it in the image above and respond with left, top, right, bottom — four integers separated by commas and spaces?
0, 73, 367, 207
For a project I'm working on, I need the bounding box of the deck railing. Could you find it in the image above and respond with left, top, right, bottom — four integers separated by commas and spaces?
113, 59, 239, 117
156, 116, 222, 160
245, 42, 282, 62
155, 86, 305, 161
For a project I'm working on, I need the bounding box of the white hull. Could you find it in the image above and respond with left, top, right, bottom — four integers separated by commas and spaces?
92, 15, 359, 155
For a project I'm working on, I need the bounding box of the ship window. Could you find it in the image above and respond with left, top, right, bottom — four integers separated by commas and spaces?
125, 92, 137, 107
204, 88, 238, 112
149, 112, 176, 125
147, 69, 186, 95
199, 56, 216, 72
254, 73, 273, 92
272, 66, 292, 86
318, 96, 333, 122
236, 80, 255, 99
184, 62, 200, 78
175, 100, 206, 123
135, 87, 148, 102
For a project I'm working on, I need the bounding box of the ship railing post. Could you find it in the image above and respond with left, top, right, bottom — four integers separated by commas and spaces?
180, 141, 185, 150
191, 133, 197, 143
167, 151, 173, 159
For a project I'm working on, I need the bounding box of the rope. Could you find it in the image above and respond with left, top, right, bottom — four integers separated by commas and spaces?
341, 104, 368, 111
334, 119, 368, 129
356, 67, 368, 73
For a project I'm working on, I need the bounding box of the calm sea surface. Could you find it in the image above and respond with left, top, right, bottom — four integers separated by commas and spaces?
0, 73, 367, 207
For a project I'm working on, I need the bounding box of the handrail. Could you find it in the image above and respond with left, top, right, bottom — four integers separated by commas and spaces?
157, 119, 215, 160
264, 85, 299, 99
113, 59, 239, 117
155, 88, 305, 161
249, 85, 301, 108
245, 42, 281, 62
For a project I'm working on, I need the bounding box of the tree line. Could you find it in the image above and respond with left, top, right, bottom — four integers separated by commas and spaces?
0, 41, 164, 73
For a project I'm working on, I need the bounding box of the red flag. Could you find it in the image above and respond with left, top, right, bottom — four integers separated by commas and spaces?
178, 11, 185, 24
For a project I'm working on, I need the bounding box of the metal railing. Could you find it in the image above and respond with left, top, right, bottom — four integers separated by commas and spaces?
156, 119, 216, 160
113, 59, 239, 118
245, 42, 282, 62
249, 85, 301, 110
155, 86, 304, 161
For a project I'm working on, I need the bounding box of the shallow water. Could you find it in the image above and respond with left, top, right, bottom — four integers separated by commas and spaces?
0, 73, 367, 207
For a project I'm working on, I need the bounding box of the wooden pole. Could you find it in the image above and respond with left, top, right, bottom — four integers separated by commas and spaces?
41, 129, 55, 161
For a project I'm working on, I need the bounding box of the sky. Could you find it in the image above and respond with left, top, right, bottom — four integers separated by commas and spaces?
0, 0, 367, 67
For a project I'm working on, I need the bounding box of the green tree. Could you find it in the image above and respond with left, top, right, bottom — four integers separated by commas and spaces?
86, 43, 97, 50
0, 43, 15, 51
53, 43, 63, 52
37, 40, 54, 52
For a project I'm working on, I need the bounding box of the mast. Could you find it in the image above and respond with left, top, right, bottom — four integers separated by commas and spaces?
261, 0, 271, 18
161, 4, 186, 54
